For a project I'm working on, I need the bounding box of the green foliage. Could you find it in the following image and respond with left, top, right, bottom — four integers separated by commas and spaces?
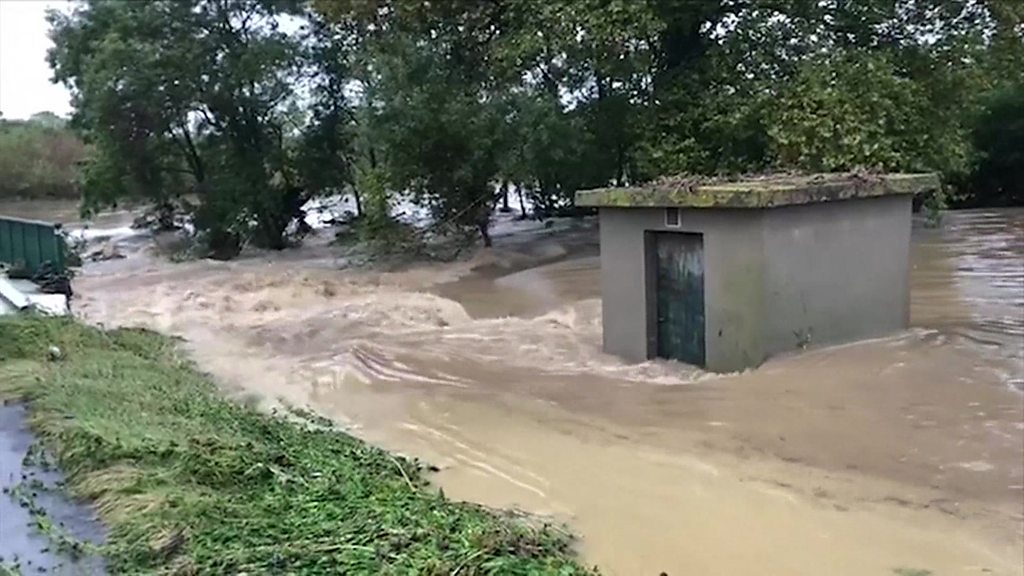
922, 186, 948, 228
364, 28, 504, 245
501, 93, 601, 217
0, 315, 596, 574
48, 0, 333, 252
296, 17, 356, 201
42, 0, 1023, 258
634, 0, 1010, 192
49, 1, 198, 214
960, 82, 1024, 207
769, 51, 958, 173
350, 162, 423, 258
314, 0, 1022, 225
0, 115, 85, 200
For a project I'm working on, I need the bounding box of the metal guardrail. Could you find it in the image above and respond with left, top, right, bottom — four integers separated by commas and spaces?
0, 215, 66, 274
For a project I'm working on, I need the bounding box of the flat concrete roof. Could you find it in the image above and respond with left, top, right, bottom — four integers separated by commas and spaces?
575, 172, 940, 209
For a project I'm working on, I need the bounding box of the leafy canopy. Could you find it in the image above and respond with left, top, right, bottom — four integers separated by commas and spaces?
46, 0, 1024, 257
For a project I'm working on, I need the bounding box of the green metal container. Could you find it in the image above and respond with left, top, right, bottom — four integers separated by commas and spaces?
0, 216, 67, 274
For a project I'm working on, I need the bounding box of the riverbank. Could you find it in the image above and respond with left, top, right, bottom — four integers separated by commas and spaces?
0, 315, 594, 574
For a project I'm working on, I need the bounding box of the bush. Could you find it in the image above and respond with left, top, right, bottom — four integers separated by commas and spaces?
957, 83, 1024, 207
0, 114, 86, 200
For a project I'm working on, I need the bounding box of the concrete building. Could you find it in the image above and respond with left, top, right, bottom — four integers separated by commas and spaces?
575, 173, 940, 372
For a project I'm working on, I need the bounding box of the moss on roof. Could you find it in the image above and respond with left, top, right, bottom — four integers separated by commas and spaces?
575, 172, 940, 209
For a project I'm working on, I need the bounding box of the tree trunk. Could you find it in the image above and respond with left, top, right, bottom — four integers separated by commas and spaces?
478, 221, 492, 247
207, 230, 242, 260
353, 187, 363, 217
615, 142, 626, 187
517, 185, 528, 218
257, 217, 288, 250
500, 180, 510, 212
181, 123, 205, 183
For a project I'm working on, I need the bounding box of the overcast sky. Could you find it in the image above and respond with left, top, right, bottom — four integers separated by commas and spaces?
0, 0, 73, 119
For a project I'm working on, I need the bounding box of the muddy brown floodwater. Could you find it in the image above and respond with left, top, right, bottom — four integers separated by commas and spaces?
67, 209, 1024, 576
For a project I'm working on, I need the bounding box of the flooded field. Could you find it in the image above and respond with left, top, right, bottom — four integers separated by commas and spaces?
21, 204, 1024, 575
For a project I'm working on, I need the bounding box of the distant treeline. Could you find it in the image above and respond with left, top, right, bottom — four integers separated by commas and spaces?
0, 112, 86, 200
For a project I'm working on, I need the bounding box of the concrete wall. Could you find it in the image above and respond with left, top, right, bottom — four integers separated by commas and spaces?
598, 207, 765, 372
598, 194, 912, 372
760, 195, 912, 356
0, 276, 29, 315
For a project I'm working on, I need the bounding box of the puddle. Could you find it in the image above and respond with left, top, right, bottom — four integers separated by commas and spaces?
0, 404, 106, 574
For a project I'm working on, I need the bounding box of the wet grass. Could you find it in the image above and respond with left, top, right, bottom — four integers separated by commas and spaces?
0, 315, 595, 575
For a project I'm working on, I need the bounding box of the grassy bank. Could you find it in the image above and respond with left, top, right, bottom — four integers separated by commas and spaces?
0, 315, 595, 575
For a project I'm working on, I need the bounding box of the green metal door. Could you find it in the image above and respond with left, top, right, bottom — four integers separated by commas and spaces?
654, 232, 705, 366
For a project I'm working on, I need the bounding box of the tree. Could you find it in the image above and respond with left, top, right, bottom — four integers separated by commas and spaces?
296, 16, 359, 214
46, 0, 1021, 262
962, 82, 1024, 206
48, 0, 338, 255
49, 2, 202, 216
371, 36, 503, 245
316, 1, 511, 245
769, 51, 949, 173
500, 92, 599, 217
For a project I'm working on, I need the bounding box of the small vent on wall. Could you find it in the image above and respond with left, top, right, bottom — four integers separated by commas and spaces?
665, 207, 680, 227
